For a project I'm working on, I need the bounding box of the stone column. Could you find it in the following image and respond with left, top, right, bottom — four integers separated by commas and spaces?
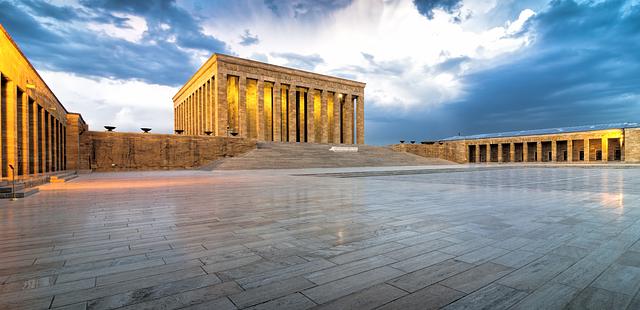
39, 107, 45, 173
510, 143, 515, 162
536, 141, 542, 162
344, 94, 352, 144
567, 140, 573, 162
475, 145, 480, 163
306, 89, 315, 143
31, 100, 39, 174
498, 144, 503, 163
238, 76, 247, 137
273, 82, 281, 142
551, 140, 557, 162
585, 139, 590, 162
210, 78, 216, 134
20, 91, 29, 175
333, 93, 341, 143
216, 73, 228, 136
320, 90, 328, 143
4, 80, 17, 178
602, 137, 608, 162
52, 117, 57, 171
357, 94, 364, 145
523, 142, 528, 162
257, 79, 265, 141
288, 85, 297, 142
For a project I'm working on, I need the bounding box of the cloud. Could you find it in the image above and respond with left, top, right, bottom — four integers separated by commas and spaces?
392, 0, 640, 143
264, 0, 353, 19
39, 71, 178, 133
239, 29, 259, 46
413, 0, 463, 20
270, 52, 325, 71
0, 0, 230, 86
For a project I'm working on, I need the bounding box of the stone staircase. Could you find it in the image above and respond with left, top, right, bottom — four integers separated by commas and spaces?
0, 170, 78, 199
205, 142, 453, 170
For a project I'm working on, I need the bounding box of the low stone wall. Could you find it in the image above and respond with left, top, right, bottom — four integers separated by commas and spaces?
79, 131, 256, 171
625, 128, 640, 163
391, 142, 467, 163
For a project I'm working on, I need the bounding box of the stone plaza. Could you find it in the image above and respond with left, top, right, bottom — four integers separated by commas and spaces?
2, 166, 640, 309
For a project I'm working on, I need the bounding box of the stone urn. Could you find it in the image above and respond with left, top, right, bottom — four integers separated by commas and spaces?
104, 126, 116, 132
141, 127, 152, 133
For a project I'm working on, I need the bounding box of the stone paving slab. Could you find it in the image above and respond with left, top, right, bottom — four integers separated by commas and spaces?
1, 167, 640, 309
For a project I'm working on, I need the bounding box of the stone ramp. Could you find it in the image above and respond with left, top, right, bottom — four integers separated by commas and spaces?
206, 142, 453, 170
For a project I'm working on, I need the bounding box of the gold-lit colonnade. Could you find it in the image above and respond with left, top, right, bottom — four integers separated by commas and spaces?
0, 25, 83, 180
173, 54, 366, 144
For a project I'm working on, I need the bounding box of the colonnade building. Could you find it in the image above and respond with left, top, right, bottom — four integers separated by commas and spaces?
172, 54, 366, 144
395, 123, 640, 164
454, 124, 638, 163
0, 25, 85, 181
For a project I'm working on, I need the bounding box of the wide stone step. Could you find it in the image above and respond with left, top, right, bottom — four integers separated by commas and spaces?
209, 143, 452, 170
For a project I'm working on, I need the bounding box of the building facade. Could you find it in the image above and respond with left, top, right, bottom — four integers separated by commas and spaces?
172, 54, 366, 144
394, 123, 640, 164
0, 25, 86, 180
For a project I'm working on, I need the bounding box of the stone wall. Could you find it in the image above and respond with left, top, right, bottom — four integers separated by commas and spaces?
391, 142, 467, 164
78, 131, 256, 171
625, 128, 640, 163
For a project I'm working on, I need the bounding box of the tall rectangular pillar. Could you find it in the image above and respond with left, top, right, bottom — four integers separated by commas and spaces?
475, 145, 480, 163
602, 137, 608, 162
306, 89, 315, 143
356, 94, 364, 145
216, 73, 228, 136
273, 82, 281, 142
584, 139, 590, 162
343, 94, 352, 144
288, 85, 297, 142
38, 106, 44, 173
320, 90, 328, 143
567, 140, 573, 162
20, 91, 30, 175
4, 80, 17, 178
333, 93, 341, 144
537, 141, 542, 162
551, 140, 557, 162
523, 142, 528, 162
51, 116, 57, 171
347, 94, 354, 144
30, 100, 38, 174
510, 143, 515, 162
257, 79, 265, 140
238, 76, 247, 137
498, 144, 503, 162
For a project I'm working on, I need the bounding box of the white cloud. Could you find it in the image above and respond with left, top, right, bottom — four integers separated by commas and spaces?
201, 0, 536, 110
40, 71, 178, 133
87, 13, 148, 43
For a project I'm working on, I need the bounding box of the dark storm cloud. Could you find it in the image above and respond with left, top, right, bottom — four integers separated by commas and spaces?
413, 0, 463, 20
0, 0, 229, 86
239, 29, 259, 46
271, 52, 325, 71
370, 0, 640, 145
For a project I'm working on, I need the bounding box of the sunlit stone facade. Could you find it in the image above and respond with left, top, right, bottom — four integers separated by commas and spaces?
172, 54, 366, 144
394, 123, 640, 164
0, 25, 86, 180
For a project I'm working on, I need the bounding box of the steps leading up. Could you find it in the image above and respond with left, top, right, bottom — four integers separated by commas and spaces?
207, 142, 453, 170
0, 170, 77, 199
49, 171, 79, 183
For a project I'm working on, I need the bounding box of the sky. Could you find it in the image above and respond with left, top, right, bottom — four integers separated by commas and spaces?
1, 0, 639, 145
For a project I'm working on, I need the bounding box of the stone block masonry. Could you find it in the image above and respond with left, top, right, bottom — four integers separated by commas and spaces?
173, 54, 366, 144
79, 131, 256, 171
393, 124, 640, 164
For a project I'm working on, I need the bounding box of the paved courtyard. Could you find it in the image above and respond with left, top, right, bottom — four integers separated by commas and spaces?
2, 166, 640, 309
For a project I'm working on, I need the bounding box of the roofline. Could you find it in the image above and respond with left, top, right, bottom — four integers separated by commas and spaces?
441, 122, 640, 142
173, 53, 366, 101
0, 24, 69, 114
